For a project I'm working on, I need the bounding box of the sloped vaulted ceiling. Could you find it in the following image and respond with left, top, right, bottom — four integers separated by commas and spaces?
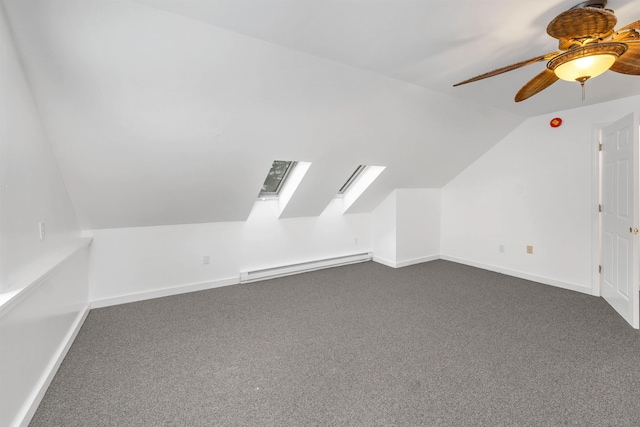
3, 0, 640, 229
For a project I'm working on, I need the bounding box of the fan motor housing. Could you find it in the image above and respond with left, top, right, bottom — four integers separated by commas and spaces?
571, 0, 607, 9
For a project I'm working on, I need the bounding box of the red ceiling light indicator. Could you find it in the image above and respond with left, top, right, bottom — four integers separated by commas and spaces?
550, 117, 562, 128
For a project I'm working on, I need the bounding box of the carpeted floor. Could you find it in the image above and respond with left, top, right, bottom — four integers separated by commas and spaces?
30, 260, 640, 426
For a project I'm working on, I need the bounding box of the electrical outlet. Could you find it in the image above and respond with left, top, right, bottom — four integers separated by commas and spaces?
203, 255, 211, 265
499, 244, 505, 253
39, 222, 45, 241
354, 237, 358, 245
526, 245, 533, 254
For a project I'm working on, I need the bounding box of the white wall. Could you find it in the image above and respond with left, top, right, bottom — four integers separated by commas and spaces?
372, 189, 440, 268
0, 5, 89, 426
441, 95, 640, 294
396, 189, 440, 266
88, 204, 372, 307
0, 2, 80, 292
372, 191, 397, 266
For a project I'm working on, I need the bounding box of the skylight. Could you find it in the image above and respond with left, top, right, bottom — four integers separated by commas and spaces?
337, 165, 367, 195
259, 160, 297, 197
332, 165, 386, 213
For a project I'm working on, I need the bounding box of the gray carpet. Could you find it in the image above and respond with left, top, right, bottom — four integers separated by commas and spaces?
30, 260, 640, 426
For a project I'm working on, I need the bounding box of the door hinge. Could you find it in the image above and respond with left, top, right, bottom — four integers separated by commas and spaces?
599, 265, 602, 274
599, 143, 603, 151
599, 204, 602, 212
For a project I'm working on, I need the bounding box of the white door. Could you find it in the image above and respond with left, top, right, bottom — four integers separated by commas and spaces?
601, 113, 639, 329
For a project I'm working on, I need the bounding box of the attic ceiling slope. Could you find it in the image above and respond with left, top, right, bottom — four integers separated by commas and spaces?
278, 161, 356, 219
134, 0, 640, 116
4, 0, 523, 229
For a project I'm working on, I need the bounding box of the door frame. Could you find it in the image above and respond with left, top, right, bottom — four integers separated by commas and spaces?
591, 121, 608, 297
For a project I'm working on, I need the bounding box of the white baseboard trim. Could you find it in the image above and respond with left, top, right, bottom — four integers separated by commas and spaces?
372, 256, 397, 268
90, 277, 239, 309
373, 254, 439, 268
17, 304, 90, 427
396, 255, 440, 268
440, 254, 592, 295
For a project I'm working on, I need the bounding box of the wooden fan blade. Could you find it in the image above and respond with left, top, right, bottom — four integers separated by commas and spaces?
453, 52, 559, 87
610, 41, 640, 75
618, 20, 640, 31
515, 69, 559, 102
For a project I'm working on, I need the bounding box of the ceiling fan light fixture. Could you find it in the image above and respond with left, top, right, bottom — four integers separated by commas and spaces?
554, 53, 616, 81
548, 43, 627, 81
453, 1, 640, 102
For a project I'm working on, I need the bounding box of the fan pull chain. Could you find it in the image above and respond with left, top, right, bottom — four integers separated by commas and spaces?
576, 76, 590, 101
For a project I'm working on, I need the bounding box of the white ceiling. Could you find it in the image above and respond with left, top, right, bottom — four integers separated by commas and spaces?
3, 0, 639, 229
133, 0, 640, 116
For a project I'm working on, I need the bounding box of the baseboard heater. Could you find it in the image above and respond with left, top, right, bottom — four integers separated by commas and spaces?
240, 252, 372, 284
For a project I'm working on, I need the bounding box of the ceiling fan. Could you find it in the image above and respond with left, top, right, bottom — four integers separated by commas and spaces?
453, 0, 640, 101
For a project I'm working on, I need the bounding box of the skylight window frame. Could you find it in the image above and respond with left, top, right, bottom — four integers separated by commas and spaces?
258, 160, 298, 198
337, 165, 367, 196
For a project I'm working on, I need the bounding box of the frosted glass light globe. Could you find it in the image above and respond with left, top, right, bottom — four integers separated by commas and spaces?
554, 54, 617, 81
